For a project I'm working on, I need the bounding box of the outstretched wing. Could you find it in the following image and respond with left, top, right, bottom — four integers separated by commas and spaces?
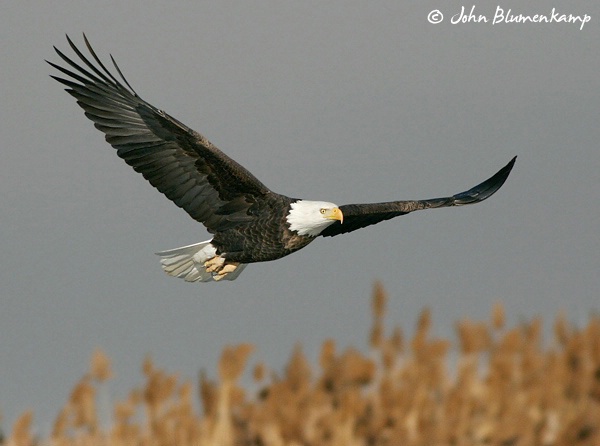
48, 34, 273, 233
320, 156, 516, 237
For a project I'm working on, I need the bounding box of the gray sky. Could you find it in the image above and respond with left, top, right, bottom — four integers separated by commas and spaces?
2, 0, 598, 433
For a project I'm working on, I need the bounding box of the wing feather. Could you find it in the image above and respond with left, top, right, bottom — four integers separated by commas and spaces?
49, 34, 273, 232
320, 156, 516, 237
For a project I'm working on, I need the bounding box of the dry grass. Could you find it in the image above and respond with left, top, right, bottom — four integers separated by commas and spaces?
4, 284, 600, 445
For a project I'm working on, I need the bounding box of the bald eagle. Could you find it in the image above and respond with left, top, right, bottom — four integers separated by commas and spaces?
48, 35, 516, 282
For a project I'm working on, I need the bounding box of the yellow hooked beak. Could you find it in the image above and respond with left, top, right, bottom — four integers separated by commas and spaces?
324, 207, 343, 224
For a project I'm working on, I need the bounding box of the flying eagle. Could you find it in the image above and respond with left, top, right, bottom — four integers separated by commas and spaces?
48, 35, 516, 282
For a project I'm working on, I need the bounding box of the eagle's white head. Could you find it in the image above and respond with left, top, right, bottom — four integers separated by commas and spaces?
286, 200, 343, 237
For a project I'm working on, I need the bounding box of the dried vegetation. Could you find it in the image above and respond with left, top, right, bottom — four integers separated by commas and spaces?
4, 284, 600, 445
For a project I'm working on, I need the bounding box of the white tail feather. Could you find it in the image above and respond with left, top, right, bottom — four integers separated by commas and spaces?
155, 239, 247, 282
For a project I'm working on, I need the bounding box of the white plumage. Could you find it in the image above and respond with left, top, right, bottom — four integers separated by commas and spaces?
286, 200, 341, 236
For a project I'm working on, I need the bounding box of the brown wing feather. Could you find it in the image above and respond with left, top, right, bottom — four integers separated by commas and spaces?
48, 34, 273, 233
320, 156, 516, 237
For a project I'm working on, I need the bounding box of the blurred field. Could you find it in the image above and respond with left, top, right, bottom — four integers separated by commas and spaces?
4, 284, 600, 446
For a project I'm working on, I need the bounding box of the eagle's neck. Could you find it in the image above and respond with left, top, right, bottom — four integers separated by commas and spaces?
286, 200, 338, 237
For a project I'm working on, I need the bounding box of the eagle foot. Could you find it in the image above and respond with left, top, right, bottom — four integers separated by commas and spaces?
205, 256, 240, 280
213, 262, 241, 281
204, 256, 225, 273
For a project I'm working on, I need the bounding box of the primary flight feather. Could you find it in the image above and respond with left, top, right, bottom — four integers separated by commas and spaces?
48, 35, 516, 282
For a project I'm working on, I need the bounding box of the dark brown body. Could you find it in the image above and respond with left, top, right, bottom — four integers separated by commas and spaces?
212, 196, 314, 263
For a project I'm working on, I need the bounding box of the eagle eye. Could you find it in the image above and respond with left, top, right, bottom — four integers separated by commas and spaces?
320, 208, 326, 214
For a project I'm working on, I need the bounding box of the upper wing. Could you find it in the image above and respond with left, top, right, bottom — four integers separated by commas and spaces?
320, 156, 516, 237
48, 34, 273, 233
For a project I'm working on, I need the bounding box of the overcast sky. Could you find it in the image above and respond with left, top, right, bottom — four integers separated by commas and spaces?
2, 0, 598, 433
